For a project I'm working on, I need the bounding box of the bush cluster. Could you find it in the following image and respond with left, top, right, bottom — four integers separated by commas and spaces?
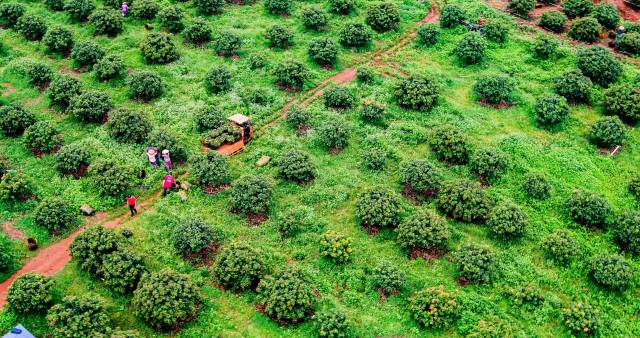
629, 177, 640, 200
439, 4, 465, 28
361, 146, 387, 170
204, 65, 232, 94
266, 24, 293, 49
356, 67, 375, 84
469, 148, 510, 183
190, 151, 230, 187
277, 206, 312, 237
46, 0, 65, 11
0, 103, 35, 136
43, 26, 74, 53
396, 209, 449, 250
317, 118, 350, 150
329, 0, 353, 15
0, 3, 25, 27
429, 126, 469, 164
213, 241, 266, 291
554, 69, 592, 103
565, 191, 611, 228
264, 0, 292, 15
591, 3, 620, 29
69, 91, 111, 123
562, 302, 600, 336
26, 63, 54, 88
0, 240, 15, 271
399, 159, 441, 196
230, 175, 272, 215
131, 0, 159, 19
274, 60, 309, 90
140, 33, 179, 64
576, 46, 621, 87
127, 71, 163, 101
70, 226, 120, 274
149, 128, 187, 162
7, 273, 53, 314
276, 149, 316, 183
302, 7, 327, 30
358, 102, 384, 124
16, 15, 47, 41
487, 202, 527, 239
454, 243, 496, 284
522, 173, 551, 199
94, 54, 124, 81
563, 0, 593, 18
366, 2, 400, 32
484, 20, 509, 43
372, 261, 405, 295
194, 0, 224, 15
604, 83, 640, 123
541, 229, 579, 264
214, 31, 242, 56
394, 75, 440, 111
507, 0, 534, 18
618, 32, 640, 55
171, 218, 217, 256
55, 143, 90, 176
106, 109, 151, 143
409, 286, 459, 328
47, 75, 83, 108
99, 249, 146, 294
589, 116, 626, 148
90, 8, 122, 35
539, 10, 567, 33
308, 37, 338, 66
183, 19, 211, 44
320, 231, 353, 264
473, 75, 515, 105
64, 0, 95, 21
339, 23, 372, 48
589, 254, 634, 290
417, 24, 439, 46
47, 296, 110, 337
286, 106, 311, 129
356, 188, 401, 229
314, 311, 350, 338
195, 104, 225, 132
532, 34, 559, 59
455, 32, 486, 65
89, 160, 135, 196
0, 170, 33, 202
158, 6, 183, 33
568, 17, 602, 43
323, 86, 355, 109
256, 267, 316, 324
437, 180, 494, 223
23, 121, 58, 153
534, 94, 570, 127
34, 197, 76, 234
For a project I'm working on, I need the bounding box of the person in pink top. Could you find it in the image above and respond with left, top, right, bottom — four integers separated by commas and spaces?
121, 2, 128, 16
162, 173, 175, 197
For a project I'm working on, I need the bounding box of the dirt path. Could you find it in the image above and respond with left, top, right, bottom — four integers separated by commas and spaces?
613, 0, 640, 21
1, 222, 25, 240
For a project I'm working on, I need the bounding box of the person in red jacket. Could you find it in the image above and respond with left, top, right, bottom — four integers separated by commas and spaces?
162, 174, 175, 197
126, 195, 137, 216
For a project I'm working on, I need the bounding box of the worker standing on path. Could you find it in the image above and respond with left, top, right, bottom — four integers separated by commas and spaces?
162, 174, 175, 197
126, 195, 137, 216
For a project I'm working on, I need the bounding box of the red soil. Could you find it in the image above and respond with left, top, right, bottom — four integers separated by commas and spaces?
613, 0, 640, 21
1, 222, 25, 240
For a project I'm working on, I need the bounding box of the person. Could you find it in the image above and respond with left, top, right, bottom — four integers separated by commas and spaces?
121, 2, 128, 17
146, 147, 158, 170
161, 149, 172, 172
162, 173, 175, 197
615, 25, 625, 44
126, 195, 137, 216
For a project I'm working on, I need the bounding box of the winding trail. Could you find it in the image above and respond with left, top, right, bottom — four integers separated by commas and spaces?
1, 222, 25, 240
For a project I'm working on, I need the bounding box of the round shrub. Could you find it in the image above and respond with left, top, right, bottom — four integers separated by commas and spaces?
194, 0, 224, 15
329, 0, 354, 15
487, 202, 527, 239
554, 69, 592, 103
213, 241, 266, 291
89, 160, 135, 196
589, 116, 626, 148
617, 32, 640, 55
591, 3, 620, 29
394, 75, 440, 111
0, 170, 33, 202
23, 121, 58, 153
33, 197, 75, 234
0, 241, 15, 272
440, 4, 465, 28
106, 109, 151, 143
589, 254, 634, 290
72, 41, 105, 69
366, 2, 400, 32
562, 302, 600, 336
256, 267, 316, 324
484, 20, 509, 43
127, 71, 163, 101
214, 31, 242, 56
539, 10, 567, 33
356, 67, 375, 83
320, 231, 353, 264
229, 175, 273, 215
301, 7, 327, 30
604, 83, 640, 123
55, 143, 90, 176
473, 75, 514, 104
576, 46, 621, 87
194, 104, 225, 132
396, 209, 449, 250
171, 218, 217, 255
276, 149, 316, 183
361, 146, 386, 170
46, 0, 65, 11
507, 0, 534, 18
147, 128, 187, 162
47, 75, 82, 108
264, 0, 292, 15
454, 243, 496, 284
0, 103, 35, 136
158, 6, 183, 33
131, 270, 200, 331
26, 62, 54, 88
43, 26, 74, 53
314, 311, 350, 338
568, 17, 602, 43
0, 3, 25, 27
64, 0, 96, 21
356, 188, 401, 228
140, 33, 179, 64
522, 173, 551, 199
68, 91, 111, 123
94, 54, 124, 81
90, 8, 122, 35
131, 0, 158, 19
469, 148, 510, 183
339, 23, 372, 48
409, 286, 459, 328
317, 118, 350, 150
429, 126, 469, 164
565, 190, 611, 228
47, 296, 110, 337
274, 59, 309, 90
612, 211, 640, 255
183, 19, 211, 44
308, 37, 338, 66
417, 24, 439, 46
359, 101, 385, 123
323, 86, 354, 109
541, 229, 579, 264
399, 159, 441, 196
266, 24, 293, 48
286, 106, 311, 128
7, 273, 53, 314
454, 32, 486, 65
248, 53, 267, 69
629, 177, 640, 200
204, 65, 232, 94
534, 94, 570, 127
532, 34, 559, 59
190, 151, 230, 186
563, 0, 593, 18
277, 206, 312, 237
99, 249, 146, 294
16, 15, 47, 41
70, 226, 120, 274
372, 261, 405, 295
436, 180, 494, 223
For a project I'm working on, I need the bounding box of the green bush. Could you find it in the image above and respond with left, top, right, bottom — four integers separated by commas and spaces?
126, 71, 163, 101
204, 65, 232, 94
230, 175, 273, 215
248, 53, 267, 69
0, 103, 35, 136
372, 261, 405, 295
329, 0, 354, 15
277, 206, 312, 237
195, 104, 225, 132
0, 3, 25, 27
589, 254, 634, 290
454, 243, 496, 284
339, 22, 372, 48
539, 10, 567, 33
72, 41, 105, 69
541, 229, 579, 264
99, 249, 146, 294
417, 24, 439, 46
487, 202, 527, 239
301, 7, 327, 30
214, 31, 242, 56
131, 270, 200, 331
554, 69, 592, 103
591, 3, 619, 29
565, 191, 611, 228
23, 121, 58, 153
534, 94, 570, 127
437, 180, 494, 223
359, 101, 385, 123
26, 62, 54, 88
604, 83, 640, 123
47, 74, 82, 108
106, 108, 152, 143
140, 33, 179, 64
68, 91, 111, 123
55, 143, 90, 176
454, 32, 486, 65
628, 177, 640, 200
47, 296, 111, 337
171, 218, 217, 255
396, 209, 449, 250
320, 231, 353, 264
90, 8, 122, 35
308, 37, 338, 66
484, 20, 509, 43
46, 0, 65, 11
356, 188, 401, 228
409, 286, 459, 328
576, 46, 621, 87
43, 26, 74, 53
70, 225, 120, 274
7, 273, 53, 314
439, 4, 465, 28
190, 151, 230, 186
532, 34, 559, 59
16, 15, 47, 41
317, 118, 350, 150
366, 2, 399, 32
469, 148, 510, 183
522, 173, 551, 199
361, 146, 386, 170
64, 0, 95, 21
33, 197, 75, 234
507, 0, 534, 18
617, 32, 640, 55
323, 86, 354, 109
429, 126, 469, 165
563, 0, 593, 18
266, 24, 293, 48
94, 54, 124, 81
194, 0, 224, 15
276, 149, 316, 183
562, 302, 600, 336
286, 106, 311, 129
213, 241, 266, 290
183, 19, 211, 44
612, 211, 640, 255
589, 116, 626, 148
399, 159, 441, 196
89, 159, 136, 196
568, 17, 602, 43
131, 0, 158, 19
147, 128, 188, 162
256, 267, 316, 324
356, 67, 375, 83
274, 59, 309, 90
394, 75, 440, 111
156, 7, 183, 33
0, 240, 15, 272
314, 311, 350, 338
264, 0, 292, 15
473, 75, 514, 105
0, 170, 33, 201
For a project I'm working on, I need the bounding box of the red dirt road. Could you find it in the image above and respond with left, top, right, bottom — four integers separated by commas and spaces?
613, 0, 640, 21
1, 222, 25, 240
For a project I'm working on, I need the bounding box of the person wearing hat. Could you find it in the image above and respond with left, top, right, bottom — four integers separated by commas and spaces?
161, 149, 172, 172
616, 25, 625, 44
145, 147, 158, 170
